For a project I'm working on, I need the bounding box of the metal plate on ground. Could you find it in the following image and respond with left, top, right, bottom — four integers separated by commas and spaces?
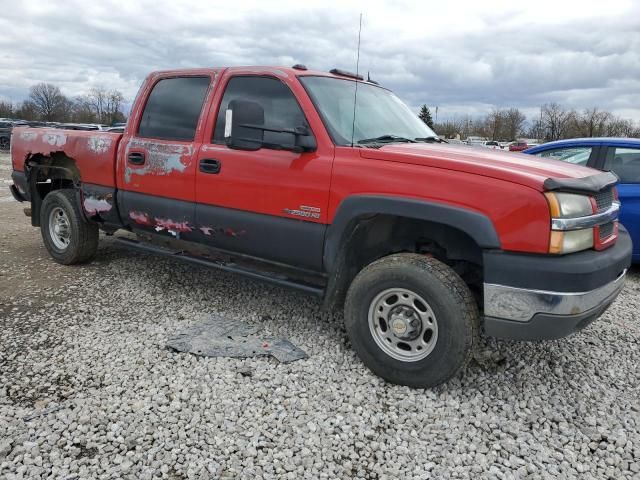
166, 315, 308, 363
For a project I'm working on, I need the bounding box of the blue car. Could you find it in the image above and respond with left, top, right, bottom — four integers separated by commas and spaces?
524, 138, 640, 262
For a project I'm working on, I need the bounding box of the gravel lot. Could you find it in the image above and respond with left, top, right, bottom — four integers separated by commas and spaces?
1, 151, 639, 479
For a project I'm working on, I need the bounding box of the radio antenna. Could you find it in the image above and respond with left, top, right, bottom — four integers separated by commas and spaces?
350, 13, 362, 148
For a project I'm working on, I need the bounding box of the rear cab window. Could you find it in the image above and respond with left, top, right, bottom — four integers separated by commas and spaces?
138, 76, 210, 141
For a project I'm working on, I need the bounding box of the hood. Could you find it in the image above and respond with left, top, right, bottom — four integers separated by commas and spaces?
359, 143, 598, 191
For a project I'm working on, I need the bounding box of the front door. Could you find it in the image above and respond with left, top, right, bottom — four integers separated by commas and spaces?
194, 74, 334, 271
117, 75, 212, 240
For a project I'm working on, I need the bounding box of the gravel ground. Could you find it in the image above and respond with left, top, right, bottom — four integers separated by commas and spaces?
1, 151, 639, 479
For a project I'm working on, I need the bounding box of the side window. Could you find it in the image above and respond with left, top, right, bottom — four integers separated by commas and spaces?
604, 147, 640, 183
138, 76, 210, 141
213, 76, 308, 144
535, 146, 592, 166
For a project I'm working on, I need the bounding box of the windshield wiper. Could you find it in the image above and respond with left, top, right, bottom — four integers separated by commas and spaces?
415, 136, 447, 143
358, 134, 417, 144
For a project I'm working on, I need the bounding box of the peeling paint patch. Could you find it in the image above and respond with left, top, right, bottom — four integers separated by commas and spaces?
124, 139, 192, 183
42, 132, 67, 147
198, 226, 247, 238
154, 218, 193, 235
88, 136, 113, 154
20, 131, 38, 141
83, 196, 112, 215
129, 210, 152, 226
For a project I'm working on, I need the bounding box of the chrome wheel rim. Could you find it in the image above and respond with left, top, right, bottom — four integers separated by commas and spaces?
48, 207, 71, 250
368, 287, 438, 362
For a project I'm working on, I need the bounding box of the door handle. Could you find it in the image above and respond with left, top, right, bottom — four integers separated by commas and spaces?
128, 152, 145, 165
200, 158, 221, 174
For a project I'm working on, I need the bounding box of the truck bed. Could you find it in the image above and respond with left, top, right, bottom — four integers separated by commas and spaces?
11, 127, 122, 187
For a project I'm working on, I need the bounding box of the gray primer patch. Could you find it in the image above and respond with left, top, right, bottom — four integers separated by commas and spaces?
83, 196, 112, 215
42, 132, 67, 147
124, 140, 191, 183
19, 131, 38, 141
166, 315, 308, 363
88, 136, 113, 154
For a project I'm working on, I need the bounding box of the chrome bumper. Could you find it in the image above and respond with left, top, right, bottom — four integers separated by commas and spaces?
484, 269, 626, 322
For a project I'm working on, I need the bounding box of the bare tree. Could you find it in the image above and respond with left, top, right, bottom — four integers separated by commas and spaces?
540, 103, 575, 141
0, 101, 14, 118
28, 83, 69, 121
15, 100, 39, 121
81, 86, 126, 125
572, 107, 611, 137
503, 108, 526, 141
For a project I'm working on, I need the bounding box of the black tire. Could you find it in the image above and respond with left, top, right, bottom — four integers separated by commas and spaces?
40, 189, 99, 265
344, 253, 479, 388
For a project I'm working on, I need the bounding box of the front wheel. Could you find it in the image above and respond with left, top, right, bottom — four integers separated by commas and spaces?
40, 189, 99, 265
344, 253, 479, 388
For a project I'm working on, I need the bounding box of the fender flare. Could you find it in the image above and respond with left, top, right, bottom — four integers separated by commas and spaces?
323, 195, 501, 272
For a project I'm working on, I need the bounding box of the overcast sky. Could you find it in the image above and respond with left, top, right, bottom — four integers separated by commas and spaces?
1, 0, 639, 123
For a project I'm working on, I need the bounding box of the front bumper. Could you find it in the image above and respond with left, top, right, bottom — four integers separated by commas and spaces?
482, 226, 632, 340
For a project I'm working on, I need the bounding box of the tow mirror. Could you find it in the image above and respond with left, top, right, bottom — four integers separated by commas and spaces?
225, 99, 264, 151
225, 98, 317, 153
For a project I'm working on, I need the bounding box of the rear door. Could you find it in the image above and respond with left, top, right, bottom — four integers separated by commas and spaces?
116, 75, 213, 239
194, 73, 334, 271
601, 144, 640, 259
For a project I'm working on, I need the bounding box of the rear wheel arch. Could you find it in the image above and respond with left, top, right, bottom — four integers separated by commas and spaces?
25, 153, 81, 226
322, 195, 500, 310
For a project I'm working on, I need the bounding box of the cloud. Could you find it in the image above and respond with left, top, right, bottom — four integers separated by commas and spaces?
0, 0, 639, 122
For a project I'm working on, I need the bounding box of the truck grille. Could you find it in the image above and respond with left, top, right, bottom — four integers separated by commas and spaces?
599, 222, 614, 241
595, 189, 614, 213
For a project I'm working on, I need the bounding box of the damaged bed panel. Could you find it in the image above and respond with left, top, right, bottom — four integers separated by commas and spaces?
80, 183, 123, 227
10, 127, 121, 187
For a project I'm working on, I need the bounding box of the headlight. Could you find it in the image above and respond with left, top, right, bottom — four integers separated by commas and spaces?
545, 192, 595, 254
545, 192, 593, 218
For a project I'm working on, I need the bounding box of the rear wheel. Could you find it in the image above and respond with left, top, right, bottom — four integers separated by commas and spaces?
40, 189, 99, 264
0, 137, 9, 150
344, 253, 479, 388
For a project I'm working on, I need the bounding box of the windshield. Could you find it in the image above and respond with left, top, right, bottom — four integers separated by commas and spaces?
299, 76, 438, 146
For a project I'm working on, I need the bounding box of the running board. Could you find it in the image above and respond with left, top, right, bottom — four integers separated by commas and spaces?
114, 236, 325, 297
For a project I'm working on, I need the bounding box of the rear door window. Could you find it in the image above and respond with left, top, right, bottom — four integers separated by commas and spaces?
138, 76, 210, 141
534, 146, 593, 166
604, 147, 640, 183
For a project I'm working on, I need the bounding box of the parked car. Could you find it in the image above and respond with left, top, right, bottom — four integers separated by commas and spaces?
509, 141, 530, 152
524, 137, 640, 262
9, 66, 631, 388
483, 141, 502, 149
0, 121, 11, 150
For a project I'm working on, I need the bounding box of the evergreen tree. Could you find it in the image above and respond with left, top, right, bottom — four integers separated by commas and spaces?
418, 105, 434, 129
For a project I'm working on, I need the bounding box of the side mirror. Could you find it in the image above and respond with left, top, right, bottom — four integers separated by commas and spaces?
225, 99, 264, 151
294, 126, 317, 152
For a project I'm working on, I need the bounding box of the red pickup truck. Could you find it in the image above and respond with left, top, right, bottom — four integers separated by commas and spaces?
9, 66, 631, 387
